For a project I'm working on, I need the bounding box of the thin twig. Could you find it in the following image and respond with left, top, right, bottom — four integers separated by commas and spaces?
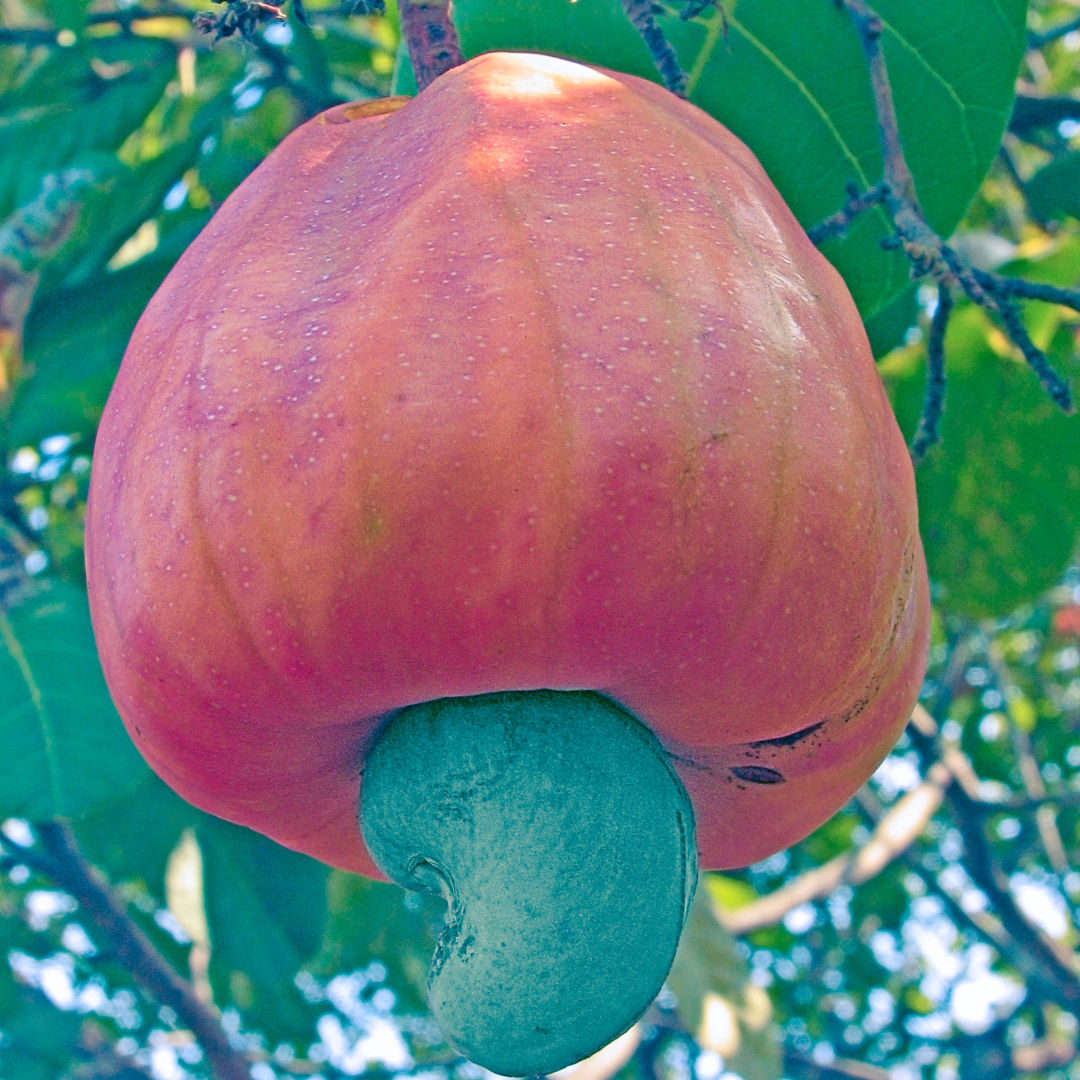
12, 822, 251, 1080
903, 632, 1080, 1009
909, 285, 951, 462
193, 0, 285, 42
984, 646, 1071, 875
711, 748, 951, 934
944, 778, 1080, 1008
805, 181, 887, 244
837, 0, 916, 205
905, 672, 1080, 1012
398, 0, 463, 92
978, 274, 1080, 307
619, 0, 688, 97
993, 291, 1073, 409
818, 0, 1076, 458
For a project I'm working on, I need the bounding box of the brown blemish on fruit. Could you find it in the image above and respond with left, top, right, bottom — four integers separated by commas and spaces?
748, 721, 825, 750
731, 765, 785, 784
317, 96, 412, 125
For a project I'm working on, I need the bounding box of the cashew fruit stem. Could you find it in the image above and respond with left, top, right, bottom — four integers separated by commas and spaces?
359, 689, 698, 1076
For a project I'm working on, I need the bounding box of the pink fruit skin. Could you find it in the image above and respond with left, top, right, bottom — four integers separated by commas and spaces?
85, 52, 930, 879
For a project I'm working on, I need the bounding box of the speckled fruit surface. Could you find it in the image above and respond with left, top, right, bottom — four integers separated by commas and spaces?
85, 51, 930, 878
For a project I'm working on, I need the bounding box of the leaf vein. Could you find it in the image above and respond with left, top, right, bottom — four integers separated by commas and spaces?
0, 604, 65, 816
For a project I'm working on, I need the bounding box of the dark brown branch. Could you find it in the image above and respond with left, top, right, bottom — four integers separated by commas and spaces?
619, 0, 688, 97
837, 0, 917, 206
193, 0, 284, 42
903, 632, 1080, 1010
909, 285, 951, 462
903, 685, 1080, 1012
943, 781, 1080, 1008
14, 822, 251, 1080
992, 291, 1073, 410
805, 181, 887, 244
852, 763, 1014, 954
984, 648, 1071, 875
824, 0, 1075, 447
973, 270, 1080, 309
398, 0, 463, 93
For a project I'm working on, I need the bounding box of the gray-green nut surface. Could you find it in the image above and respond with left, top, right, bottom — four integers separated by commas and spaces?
360, 689, 698, 1077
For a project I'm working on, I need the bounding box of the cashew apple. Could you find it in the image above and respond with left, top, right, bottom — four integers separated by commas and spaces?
85, 51, 930, 1075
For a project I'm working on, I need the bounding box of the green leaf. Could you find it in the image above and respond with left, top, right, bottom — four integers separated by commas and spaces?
284, 4, 334, 105
197, 818, 330, 1043
395, 0, 1027, 318
1026, 151, 1080, 223
42, 0, 86, 33
72, 774, 252, 983
0, 579, 148, 820
47, 117, 219, 290
198, 86, 303, 204
882, 301, 1080, 617
0, 977, 83, 1080
668, 886, 781, 1080
0, 38, 176, 220
72, 769, 204, 893
309, 871, 442, 1015
865, 282, 918, 359
8, 218, 207, 450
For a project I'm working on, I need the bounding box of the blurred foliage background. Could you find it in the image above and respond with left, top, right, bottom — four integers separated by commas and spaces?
2, 0, 1080, 1079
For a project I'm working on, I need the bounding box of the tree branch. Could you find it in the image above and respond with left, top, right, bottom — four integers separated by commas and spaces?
13, 821, 251, 1080
711, 738, 950, 934
944, 779, 1080, 1008
398, 0, 463, 92
805, 181, 886, 245
984, 644, 1071, 874
905, 688, 1080, 1012
835, 0, 916, 206
818, 0, 1075, 461
909, 284, 951, 462
619, 0, 688, 97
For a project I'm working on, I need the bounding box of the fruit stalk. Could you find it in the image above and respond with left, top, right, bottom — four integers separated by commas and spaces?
398, 0, 464, 91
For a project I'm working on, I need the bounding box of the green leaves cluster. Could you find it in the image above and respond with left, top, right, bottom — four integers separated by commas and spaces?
884, 279, 1080, 618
